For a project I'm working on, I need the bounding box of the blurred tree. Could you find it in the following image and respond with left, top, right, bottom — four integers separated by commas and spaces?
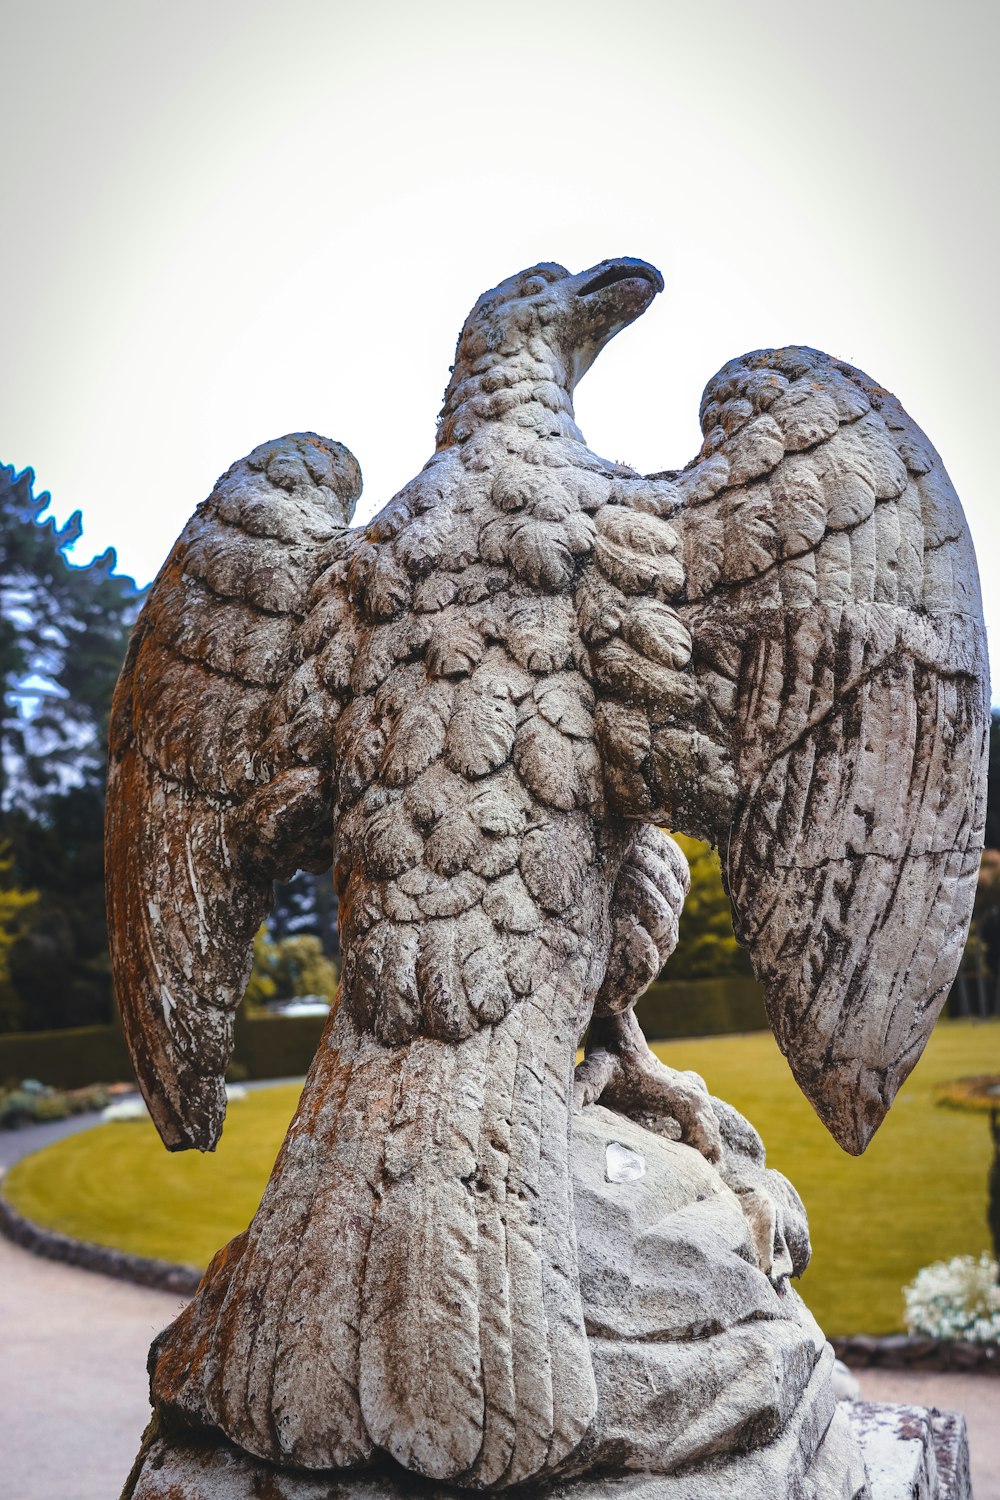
952, 846, 1000, 1018
244, 928, 280, 1013
0, 462, 145, 1031
0, 844, 37, 1030
271, 868, 340, 959
944, 712, 1000, 1015
0, 462, 143, 807
243, 927, 338, 1013
269, 934, 338, 1001
663, 833, 752, 981
989, 1110, 1000, 1271
987, 712, 1000, 852
4, 788, 112, 1029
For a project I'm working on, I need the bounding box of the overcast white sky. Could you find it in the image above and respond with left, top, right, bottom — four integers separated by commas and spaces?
3, 0, 998, 695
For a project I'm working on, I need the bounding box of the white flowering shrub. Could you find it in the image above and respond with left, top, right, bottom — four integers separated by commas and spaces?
101, 1097, 148, 1123
903, 1252, 1000, 1344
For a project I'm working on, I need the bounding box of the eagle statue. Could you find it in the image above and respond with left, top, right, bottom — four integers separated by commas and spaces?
107, 258, 988, 1497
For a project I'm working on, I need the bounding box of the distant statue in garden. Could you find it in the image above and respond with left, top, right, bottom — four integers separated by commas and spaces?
107, 259, 988, 1497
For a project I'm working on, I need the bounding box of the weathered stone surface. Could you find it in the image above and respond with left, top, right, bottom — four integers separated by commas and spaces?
140, 1405, 980, 1500
128, 1106, 869, 1499
846, 1403, 972, 1500
559, 1106, 846, 1487
128, 1405, 973, 1500
128, 1428, 868, 1500
106, 258, 988, 1495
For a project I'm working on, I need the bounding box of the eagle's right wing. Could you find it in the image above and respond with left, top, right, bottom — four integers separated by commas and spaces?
106, 433, 361, 1151
590, 349, 988, 1154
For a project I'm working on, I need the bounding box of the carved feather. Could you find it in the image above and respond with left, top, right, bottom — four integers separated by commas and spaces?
106, 433, 360, 1149
597, 348, 988, 1152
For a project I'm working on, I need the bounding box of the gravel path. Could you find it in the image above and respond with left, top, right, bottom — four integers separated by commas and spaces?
0, 1110, 111, 1170
1, 1106, 997, 1499
0, 1231, 185, 1500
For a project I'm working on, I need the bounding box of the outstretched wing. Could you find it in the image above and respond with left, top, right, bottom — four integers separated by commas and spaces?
591, 348, 988, 1153
106, 433, 361, 1151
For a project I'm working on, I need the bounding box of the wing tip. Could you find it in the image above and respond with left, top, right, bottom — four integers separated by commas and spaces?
160, 1118, 223, 1154
143, 1069, 227, 1154
789, 1056, 890, 1157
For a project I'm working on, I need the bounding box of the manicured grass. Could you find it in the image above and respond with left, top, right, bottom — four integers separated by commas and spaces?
4, 1021, 997, 1334
4, 1085, 303, 1271
652, 1021, 998, 1334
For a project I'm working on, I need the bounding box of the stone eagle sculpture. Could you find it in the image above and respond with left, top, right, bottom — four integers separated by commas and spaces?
107, 258, 988, 1498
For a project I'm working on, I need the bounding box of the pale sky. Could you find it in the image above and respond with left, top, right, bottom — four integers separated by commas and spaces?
3, 0, 998, 695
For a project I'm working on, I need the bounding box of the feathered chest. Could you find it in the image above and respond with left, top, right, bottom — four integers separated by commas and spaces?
327, 453, 630, 1048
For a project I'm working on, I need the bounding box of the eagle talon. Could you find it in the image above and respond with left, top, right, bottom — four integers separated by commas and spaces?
577, 1009, 722, 1165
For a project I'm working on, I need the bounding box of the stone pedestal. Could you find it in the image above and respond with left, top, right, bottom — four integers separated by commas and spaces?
124, 1402, 971, 1500
846, 1403, 972, 1500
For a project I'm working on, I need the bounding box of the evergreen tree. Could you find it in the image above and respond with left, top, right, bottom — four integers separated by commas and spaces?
271, 867, 340, 959
0, 462, 145, 1030
0, 463, 143, 807
0, 844, 37, 1031
987, 712, 1000, 852
948, 711, 1000, 1017
4, 788, 112, 1029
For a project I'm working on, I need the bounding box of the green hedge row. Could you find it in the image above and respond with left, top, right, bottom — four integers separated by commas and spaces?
0, 1013, 330, 1092
230, 1011, 326, 1081
0, 1024, 134, 1091
635, 977, 767, 1040
0, 978, 769, 1090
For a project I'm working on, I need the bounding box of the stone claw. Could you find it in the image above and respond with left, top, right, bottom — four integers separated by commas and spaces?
735, 1185, 795, 1281
575, 1008, 722, 1165
644, 1067, 723, 1164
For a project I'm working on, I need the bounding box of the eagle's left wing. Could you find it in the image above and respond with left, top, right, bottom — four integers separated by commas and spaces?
106, 433, 361, 1150
588, 348, 988, 1153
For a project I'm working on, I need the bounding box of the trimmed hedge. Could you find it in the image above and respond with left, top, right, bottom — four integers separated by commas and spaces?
231, 1011, 326, 1081
635, 977, 767, 1039
0, 978, 768, 1090
0, 1014, 329, 1092
0, 1024, 134, 1091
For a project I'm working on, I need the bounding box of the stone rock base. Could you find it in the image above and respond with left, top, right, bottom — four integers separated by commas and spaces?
847, 1403, 972, 1500
123, 1402, 970, 1500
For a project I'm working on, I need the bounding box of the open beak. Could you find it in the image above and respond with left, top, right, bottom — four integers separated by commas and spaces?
564, 256, 664, 385
573, 257, 664, 301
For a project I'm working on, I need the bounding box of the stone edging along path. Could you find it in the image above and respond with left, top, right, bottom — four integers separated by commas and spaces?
830, 1332, 998, 1375
2, 1173, 998, 1374
0, 1178, 201, 1295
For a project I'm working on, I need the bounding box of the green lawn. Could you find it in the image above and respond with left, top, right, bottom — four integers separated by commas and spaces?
4, 1020, 997, 1334
656, 1022, 998, 1334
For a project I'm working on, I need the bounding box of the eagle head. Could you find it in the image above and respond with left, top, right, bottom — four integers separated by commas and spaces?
438, 257, 663, 444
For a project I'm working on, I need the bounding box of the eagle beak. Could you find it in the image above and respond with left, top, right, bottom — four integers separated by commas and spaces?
573, 257, 664, 301
564, 257, 663, 386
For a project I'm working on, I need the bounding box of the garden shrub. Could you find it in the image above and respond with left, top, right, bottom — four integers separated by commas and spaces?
0, 1079, 111, 1128
0, 1089, 38, 1128
935, 1075, 1000, 1113
904, 1252, 1000, 1343
29, 1094, 71, 1122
